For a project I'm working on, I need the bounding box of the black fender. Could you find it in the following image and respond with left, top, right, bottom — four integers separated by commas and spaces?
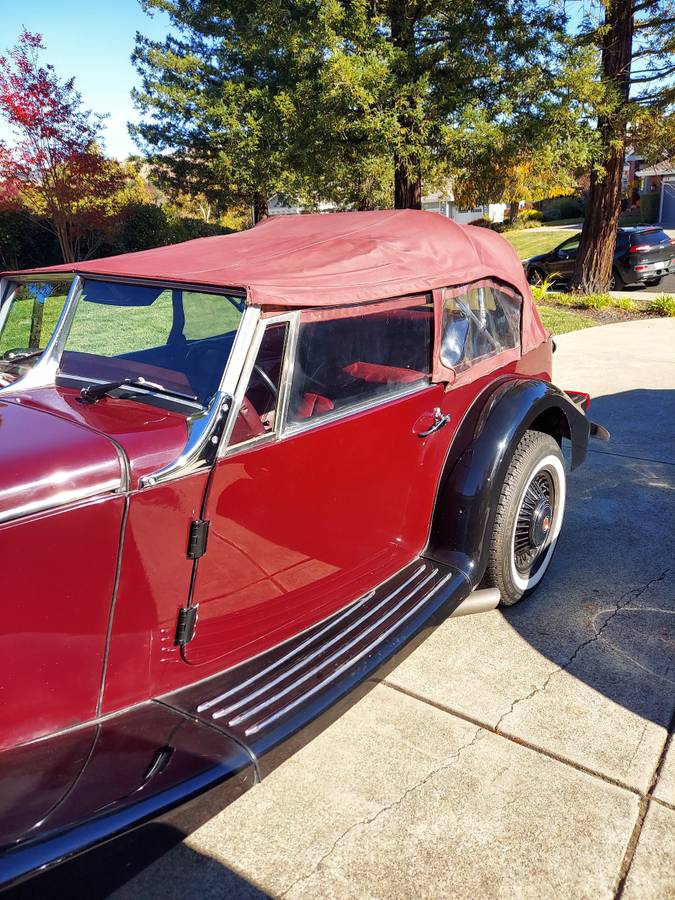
426, 378, 591, 587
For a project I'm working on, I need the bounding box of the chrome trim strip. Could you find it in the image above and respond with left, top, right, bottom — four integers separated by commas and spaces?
280, 380, 432, 439
243, 571, 453, 736
216, 566, 439, 726
0, 478, 122, 525
197, 585, 381, 714
219, 310, 298, 459
0, 278, 16, 332
211, 565, 429, 719
2, 275, 83, 393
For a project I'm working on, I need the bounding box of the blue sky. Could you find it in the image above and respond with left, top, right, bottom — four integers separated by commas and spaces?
0, 0, 173, 159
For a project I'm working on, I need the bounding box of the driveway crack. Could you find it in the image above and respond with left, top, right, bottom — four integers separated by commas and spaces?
495, 570, 669, 734
280, 725, 485, 897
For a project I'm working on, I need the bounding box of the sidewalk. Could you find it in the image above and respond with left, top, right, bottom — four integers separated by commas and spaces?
99, 319, 674, 900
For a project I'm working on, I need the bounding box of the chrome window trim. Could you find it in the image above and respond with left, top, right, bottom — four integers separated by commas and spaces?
281, 379, 433, 438
218, 310, 298, 459
140, 305, 260, 486
0, 278, 17, 337
0, 275, 84, 394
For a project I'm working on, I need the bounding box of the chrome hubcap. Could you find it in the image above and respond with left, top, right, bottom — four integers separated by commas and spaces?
514, 470, 555, 575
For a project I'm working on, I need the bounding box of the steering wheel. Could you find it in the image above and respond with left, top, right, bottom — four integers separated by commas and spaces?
253, 363, 278, 399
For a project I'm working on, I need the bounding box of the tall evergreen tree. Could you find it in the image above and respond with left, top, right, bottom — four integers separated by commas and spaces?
133, 1, 576, 216
570, 0, 675, 292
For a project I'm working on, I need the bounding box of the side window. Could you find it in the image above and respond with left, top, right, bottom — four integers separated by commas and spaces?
556, 238, 580, 259
287, 301, 432, 426
441, 285, 520, 371
229, 322, 288, 446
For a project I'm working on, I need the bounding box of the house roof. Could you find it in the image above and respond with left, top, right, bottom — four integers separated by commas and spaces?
636, 159, 675, 177
6, 210, 533, 308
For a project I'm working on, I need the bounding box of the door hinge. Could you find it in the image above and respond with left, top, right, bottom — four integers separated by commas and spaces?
175, 604, 199, 646
187, 518, 210, 559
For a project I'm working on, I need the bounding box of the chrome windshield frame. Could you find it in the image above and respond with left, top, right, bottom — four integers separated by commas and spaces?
0, 274, 83, 395
0, 272, 258, 487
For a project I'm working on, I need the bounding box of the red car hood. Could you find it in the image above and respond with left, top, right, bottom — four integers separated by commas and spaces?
0, 386, 190, 491
0, 399, 124, 525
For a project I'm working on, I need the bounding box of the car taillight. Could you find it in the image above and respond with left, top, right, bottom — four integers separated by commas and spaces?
670, 238, 675, 246
629, 244, 650, 253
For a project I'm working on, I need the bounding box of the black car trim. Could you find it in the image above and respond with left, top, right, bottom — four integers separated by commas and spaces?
428, 378, 591, 586
0, 705, 255, 890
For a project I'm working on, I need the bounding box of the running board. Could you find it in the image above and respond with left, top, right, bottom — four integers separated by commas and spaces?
166, 558, 471, 768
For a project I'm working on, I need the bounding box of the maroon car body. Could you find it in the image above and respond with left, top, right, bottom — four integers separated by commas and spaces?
0, 211, 605, 887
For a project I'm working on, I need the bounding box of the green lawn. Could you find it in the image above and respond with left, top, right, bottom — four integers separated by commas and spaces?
504, 227, 578, 260
538, 305, 596, 335
0, 285, 243, 358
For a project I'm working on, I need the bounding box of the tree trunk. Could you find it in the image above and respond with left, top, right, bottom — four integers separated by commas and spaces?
252, 191, 268, 223
394, 153, 422, 209
509, 200, 520, 222
390, 1, 422, 210
570, 0, 633, 292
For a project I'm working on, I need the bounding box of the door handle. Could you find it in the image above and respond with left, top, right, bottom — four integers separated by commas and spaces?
417, 407, 451, 438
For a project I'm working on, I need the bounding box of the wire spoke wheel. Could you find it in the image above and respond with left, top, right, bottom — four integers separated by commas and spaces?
513, 469, 555, 576
482, 430, 567, 606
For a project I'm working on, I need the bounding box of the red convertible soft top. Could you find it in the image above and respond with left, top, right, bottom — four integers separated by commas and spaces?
4, 209, 547, 360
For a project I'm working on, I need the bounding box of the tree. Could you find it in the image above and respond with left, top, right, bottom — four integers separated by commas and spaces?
570, 1, 675, 292
447, 41, 604, 218
132, 1, 328, 222
0, 31, 127, 262
133, 2, 577, 215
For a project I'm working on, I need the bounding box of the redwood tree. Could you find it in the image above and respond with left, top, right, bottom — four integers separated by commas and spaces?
0, 31, 125, 262
570, 0, 675, 291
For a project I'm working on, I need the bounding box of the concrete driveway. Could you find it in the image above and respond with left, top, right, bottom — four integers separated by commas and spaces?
25, 320, 675, 899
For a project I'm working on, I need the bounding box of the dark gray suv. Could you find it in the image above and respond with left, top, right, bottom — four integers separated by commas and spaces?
526, 226, 673, 289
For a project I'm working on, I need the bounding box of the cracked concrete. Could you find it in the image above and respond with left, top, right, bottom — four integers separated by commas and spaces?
89, 318, 674, 898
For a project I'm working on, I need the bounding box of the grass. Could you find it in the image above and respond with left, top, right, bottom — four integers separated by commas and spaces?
538, 306, 596, 335
504, 227, 578, 259
0, 284, 243, 359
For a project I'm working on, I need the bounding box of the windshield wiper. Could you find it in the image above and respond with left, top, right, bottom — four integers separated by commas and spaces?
79, 377, 200, 405
1, 348, 44, 363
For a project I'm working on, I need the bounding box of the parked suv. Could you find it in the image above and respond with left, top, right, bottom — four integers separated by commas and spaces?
526, 226, 674, 289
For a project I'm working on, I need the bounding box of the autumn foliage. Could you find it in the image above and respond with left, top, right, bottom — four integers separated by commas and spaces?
0, 31, 126, 262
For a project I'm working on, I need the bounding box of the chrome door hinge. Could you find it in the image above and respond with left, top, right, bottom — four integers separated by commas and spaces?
187, 519, 210, 559
175, 604, 199, 645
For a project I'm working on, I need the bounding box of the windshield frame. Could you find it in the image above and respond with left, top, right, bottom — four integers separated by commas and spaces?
0, 272, 257, 487
0, 274, 247, 403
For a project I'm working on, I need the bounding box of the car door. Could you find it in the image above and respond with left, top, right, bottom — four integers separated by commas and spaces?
184, 296, 453, 670
551, 236, 580, 281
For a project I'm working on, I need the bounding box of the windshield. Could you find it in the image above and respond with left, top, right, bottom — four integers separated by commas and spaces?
58, 280, 244, 406
0, 280, 69, 374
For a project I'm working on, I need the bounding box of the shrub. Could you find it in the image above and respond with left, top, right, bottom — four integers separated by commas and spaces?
518, 209, 543, 222
467, 217, 494, 229
647, 295, 675, 317
573, 293, 613, 310
540, 196, 584, 221
0, 210, 61, 269
612, 298, 639, 312
639, 192, 659, 224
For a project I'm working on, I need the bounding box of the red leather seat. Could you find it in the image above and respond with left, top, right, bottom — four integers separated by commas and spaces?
295, 392, 335, 419
343, 361, 424, 384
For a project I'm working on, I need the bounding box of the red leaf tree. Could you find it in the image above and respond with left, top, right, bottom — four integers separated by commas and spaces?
0, 31, 125, 262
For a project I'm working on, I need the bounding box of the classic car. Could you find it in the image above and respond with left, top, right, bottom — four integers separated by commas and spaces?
0, 210, 607, 887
